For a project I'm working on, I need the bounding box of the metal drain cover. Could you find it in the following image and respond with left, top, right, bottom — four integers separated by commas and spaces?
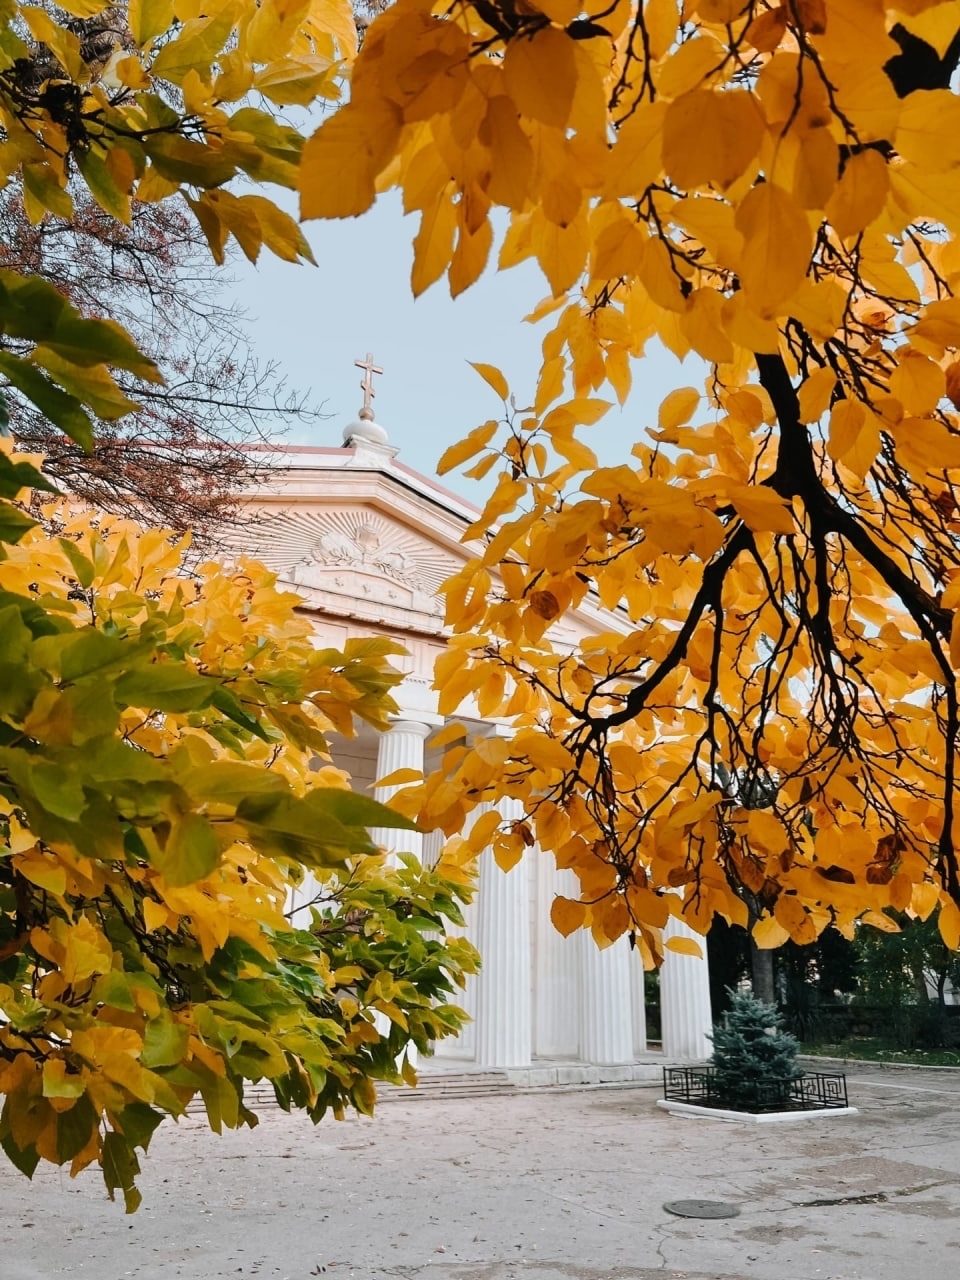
663, 1199, 741, 1219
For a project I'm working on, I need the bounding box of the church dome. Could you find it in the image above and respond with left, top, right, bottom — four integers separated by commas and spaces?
343, 413, 389, 447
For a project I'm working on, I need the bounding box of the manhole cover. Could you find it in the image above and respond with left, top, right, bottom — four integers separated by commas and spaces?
663, 1199, 741, 1219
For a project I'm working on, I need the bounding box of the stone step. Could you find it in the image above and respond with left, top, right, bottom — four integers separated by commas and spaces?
213, 1062, 667, 1113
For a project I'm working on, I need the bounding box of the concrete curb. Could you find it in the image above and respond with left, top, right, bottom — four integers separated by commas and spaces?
799, 1052, 960, 1074
657, 1098, 860, 1123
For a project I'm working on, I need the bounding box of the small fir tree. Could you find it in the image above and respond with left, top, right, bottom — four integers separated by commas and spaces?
710, 989, 800, 1110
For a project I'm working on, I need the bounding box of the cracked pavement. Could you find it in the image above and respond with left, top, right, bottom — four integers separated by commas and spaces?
3, 1065, 960, 1280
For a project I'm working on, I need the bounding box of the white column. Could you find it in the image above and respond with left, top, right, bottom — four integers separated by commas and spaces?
372, 720, 430, 859
474, 799, 533, 1068
630, 947, 648, 1057
660, 916, 713, 1060
579, 931, 635, 1064
534, 860, 581, 1057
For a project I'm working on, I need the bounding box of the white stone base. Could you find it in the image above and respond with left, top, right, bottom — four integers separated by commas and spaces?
657, 1099, 859, 1123
508, 1062, 662, 1088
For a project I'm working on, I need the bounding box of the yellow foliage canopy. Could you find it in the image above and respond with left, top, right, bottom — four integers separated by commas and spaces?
292, 1, 960, 964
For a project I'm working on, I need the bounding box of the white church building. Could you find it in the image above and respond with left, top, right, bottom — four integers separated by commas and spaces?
240, 378, 714, 1079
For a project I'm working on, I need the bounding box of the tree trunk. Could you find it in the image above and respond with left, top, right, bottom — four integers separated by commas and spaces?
750, 939, 776, 1005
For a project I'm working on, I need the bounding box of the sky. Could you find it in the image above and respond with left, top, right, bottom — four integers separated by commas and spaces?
227, 190, 691, 499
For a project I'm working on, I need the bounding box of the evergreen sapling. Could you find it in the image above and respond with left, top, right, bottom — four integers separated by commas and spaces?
710, 989, 800, 1110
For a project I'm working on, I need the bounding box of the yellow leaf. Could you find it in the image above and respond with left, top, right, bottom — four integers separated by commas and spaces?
450, 217, 493, 297
736, 183, 812, 317
492, 828, 526, 872
483, 96, 534, 211
469, 363, 510, 401
792, 0, 827, 35
746, 6, 788, 52
889, 350, 946, 417
142, 898, 169, 933
797, 367, 838, 423
533, 0, 580, 19
128, 0, 175, 44
242, 196, 315, 264
503, 26, 578, 129
825, 149, 889, 239
639, 237, 687, 312
939, 899, 960, 951
752, 913, 791, 949
912, 881, 940, 920
533, 209, 590, 297
663, 90, 764, 191
680, 288, 734, 364
793, 126, 840, 210
895, 89, 960, 174
664, 934, 704, 958
659, 387, 700, 431
694, 0, 749, 20
827, 399, 880, 480
728, 484, 796, 535
373, 767, 423, 789
775, 893, 818, 944
550, 895, 586, 937
300, 102, 402, 220
744, 809, 788, 853
411, 183, 457, 297
656, 34, 725, 100
606, 101, 667, 199
590, 214, 647, 281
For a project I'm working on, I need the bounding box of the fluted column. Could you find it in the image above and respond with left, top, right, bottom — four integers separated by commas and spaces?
579, 932, 634, 1065
660, 916, 713, 1060
535, 860, 581, 1057
372, 720, 430, 859
474, 798, 533, 1068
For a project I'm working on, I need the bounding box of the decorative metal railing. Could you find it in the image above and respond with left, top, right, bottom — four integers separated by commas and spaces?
662, 1066, 849, 1112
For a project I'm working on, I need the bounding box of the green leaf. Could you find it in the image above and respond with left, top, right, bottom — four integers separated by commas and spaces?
0, 452, 57, 499
30, 763, 87, 821
146, 134, 238, 188
56, 1095, 98, 1164
0, 499, 37, 545
55, 629, 131, 681
154, 812, 220, 887
305, 787, 418, 831
0, 270, 159, 381
34, 347, 140, 421
141, 1010, 189, 1067
186, 760, 288, 806
114, 664, 215, 712
236, 791, 365, 864
76, 149, 131, 224
211, 684, 269, 740
91, 969, 137, 1012
0, 351, 93, 449
101, 1130, 142, 1213
1, 1133, 40, 1179
58, 538, 95, 588
113, 1102, 165, 1152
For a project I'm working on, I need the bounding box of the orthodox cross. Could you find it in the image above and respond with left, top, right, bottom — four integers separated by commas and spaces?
355, 352, 383, 420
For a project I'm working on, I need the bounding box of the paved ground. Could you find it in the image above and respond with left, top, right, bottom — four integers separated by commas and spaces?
3, 1065, 960, 1280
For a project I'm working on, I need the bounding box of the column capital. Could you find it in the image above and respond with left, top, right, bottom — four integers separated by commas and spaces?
386, 718, 436, 737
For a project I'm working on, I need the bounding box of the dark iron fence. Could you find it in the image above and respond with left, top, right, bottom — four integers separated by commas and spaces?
663, 1066, 849, 1113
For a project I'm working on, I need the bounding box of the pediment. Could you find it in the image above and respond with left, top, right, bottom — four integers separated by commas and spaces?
240, 502, 461, 629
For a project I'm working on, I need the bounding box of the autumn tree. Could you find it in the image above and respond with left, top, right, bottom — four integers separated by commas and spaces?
0, 0, 478, 1209
0, 5, 326, 539
299, 1, 960, 965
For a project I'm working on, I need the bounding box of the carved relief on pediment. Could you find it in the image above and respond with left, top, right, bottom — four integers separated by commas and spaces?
247, 507, 458, 618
